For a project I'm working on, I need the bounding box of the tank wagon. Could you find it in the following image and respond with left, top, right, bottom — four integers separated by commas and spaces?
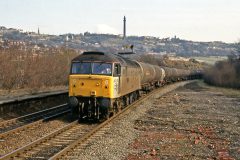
163, 67, 192, 82
68, 51, 200, 121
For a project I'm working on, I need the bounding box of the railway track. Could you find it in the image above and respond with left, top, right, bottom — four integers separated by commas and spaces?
0, 104, 70, 138
0, 121, 97, 159
0, 90, 68, 126
0, 82, 168, 160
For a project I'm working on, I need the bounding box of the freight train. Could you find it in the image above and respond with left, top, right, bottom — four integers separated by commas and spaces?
68, 51, 200, 121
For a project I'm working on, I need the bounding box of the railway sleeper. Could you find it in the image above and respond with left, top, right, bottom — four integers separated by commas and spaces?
65, 156, 82, 159
41, 142, 51, 146
56, 136, 78, 140
22, 155, 46, 159
52, 139, 75, 143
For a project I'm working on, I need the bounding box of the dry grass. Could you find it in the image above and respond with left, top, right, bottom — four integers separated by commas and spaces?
198, 80, 240, 98
0, 47, 78, 92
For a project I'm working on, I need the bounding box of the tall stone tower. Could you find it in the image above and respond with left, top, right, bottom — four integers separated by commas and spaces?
123, 16, 126, 39
38, 27, 40, 35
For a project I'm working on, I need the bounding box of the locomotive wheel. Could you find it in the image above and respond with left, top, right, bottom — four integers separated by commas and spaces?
129, 94, 133, 104
96, 105, 100, 120
123, 96, 129, 107
113, 101, 121, 115
87, 104, 91, 119
91, 101, 96, 119
137, 91, 141, 99
100, 107, 109, 120
105, 109, 110, 119
133, 92, 138, 102
78, 103, 84, 122
117, 101, 122, 111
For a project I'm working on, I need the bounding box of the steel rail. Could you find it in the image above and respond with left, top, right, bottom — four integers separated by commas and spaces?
0, 103, 68, 128
0, 105, 70, 138
0, 120, 79, 160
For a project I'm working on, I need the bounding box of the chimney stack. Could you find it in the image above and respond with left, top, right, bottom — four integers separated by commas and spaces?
123, 16, 126, 39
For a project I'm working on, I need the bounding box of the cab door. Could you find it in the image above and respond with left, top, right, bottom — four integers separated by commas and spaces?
113, 63, 121, 97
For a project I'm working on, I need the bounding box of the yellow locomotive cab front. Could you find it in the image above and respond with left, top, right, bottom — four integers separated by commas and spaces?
69, 74, 116, 98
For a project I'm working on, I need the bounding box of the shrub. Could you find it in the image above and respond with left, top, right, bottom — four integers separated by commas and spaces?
203, 59, 240, 89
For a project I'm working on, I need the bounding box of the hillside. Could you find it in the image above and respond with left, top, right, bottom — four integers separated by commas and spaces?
0, 26, 238, 56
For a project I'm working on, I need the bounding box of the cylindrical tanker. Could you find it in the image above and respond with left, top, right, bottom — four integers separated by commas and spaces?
135, 62, 156, 85
152, 65, 165, 82
163, 67, 190, 81
162, 67, 174, 80
134, 62, 165, 85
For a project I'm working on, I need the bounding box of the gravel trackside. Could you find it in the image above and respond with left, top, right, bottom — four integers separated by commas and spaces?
127, 81, 240, 160
68, 81, 192, 160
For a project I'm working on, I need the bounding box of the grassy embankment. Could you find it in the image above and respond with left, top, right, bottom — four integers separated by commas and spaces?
198, 80, 240, 97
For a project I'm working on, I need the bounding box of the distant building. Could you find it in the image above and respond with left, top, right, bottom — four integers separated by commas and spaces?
66, 34, 74, 41
0, 26, 7, 30
38, 27, 40, 35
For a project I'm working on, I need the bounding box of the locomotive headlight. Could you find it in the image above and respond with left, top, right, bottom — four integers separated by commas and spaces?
90, 90, 96, 96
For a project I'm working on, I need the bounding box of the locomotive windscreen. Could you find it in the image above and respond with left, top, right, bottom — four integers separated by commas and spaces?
71, 62, 112, 75
71, 62, 91, 74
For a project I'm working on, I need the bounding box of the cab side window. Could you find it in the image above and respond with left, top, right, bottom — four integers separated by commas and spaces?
114, 63, 121, 77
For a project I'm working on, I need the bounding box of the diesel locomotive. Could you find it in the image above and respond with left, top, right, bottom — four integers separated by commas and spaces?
68, 51, 200, 120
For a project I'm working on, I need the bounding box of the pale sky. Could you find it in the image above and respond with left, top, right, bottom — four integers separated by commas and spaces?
0, 0, 240, 43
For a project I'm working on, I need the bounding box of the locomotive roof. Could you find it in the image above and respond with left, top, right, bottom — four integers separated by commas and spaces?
72, 51, 139, 67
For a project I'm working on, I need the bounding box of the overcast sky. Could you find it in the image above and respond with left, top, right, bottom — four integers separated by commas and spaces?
0, 0, 240, 43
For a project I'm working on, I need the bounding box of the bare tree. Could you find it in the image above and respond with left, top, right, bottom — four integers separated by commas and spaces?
0, 47, 78, 92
